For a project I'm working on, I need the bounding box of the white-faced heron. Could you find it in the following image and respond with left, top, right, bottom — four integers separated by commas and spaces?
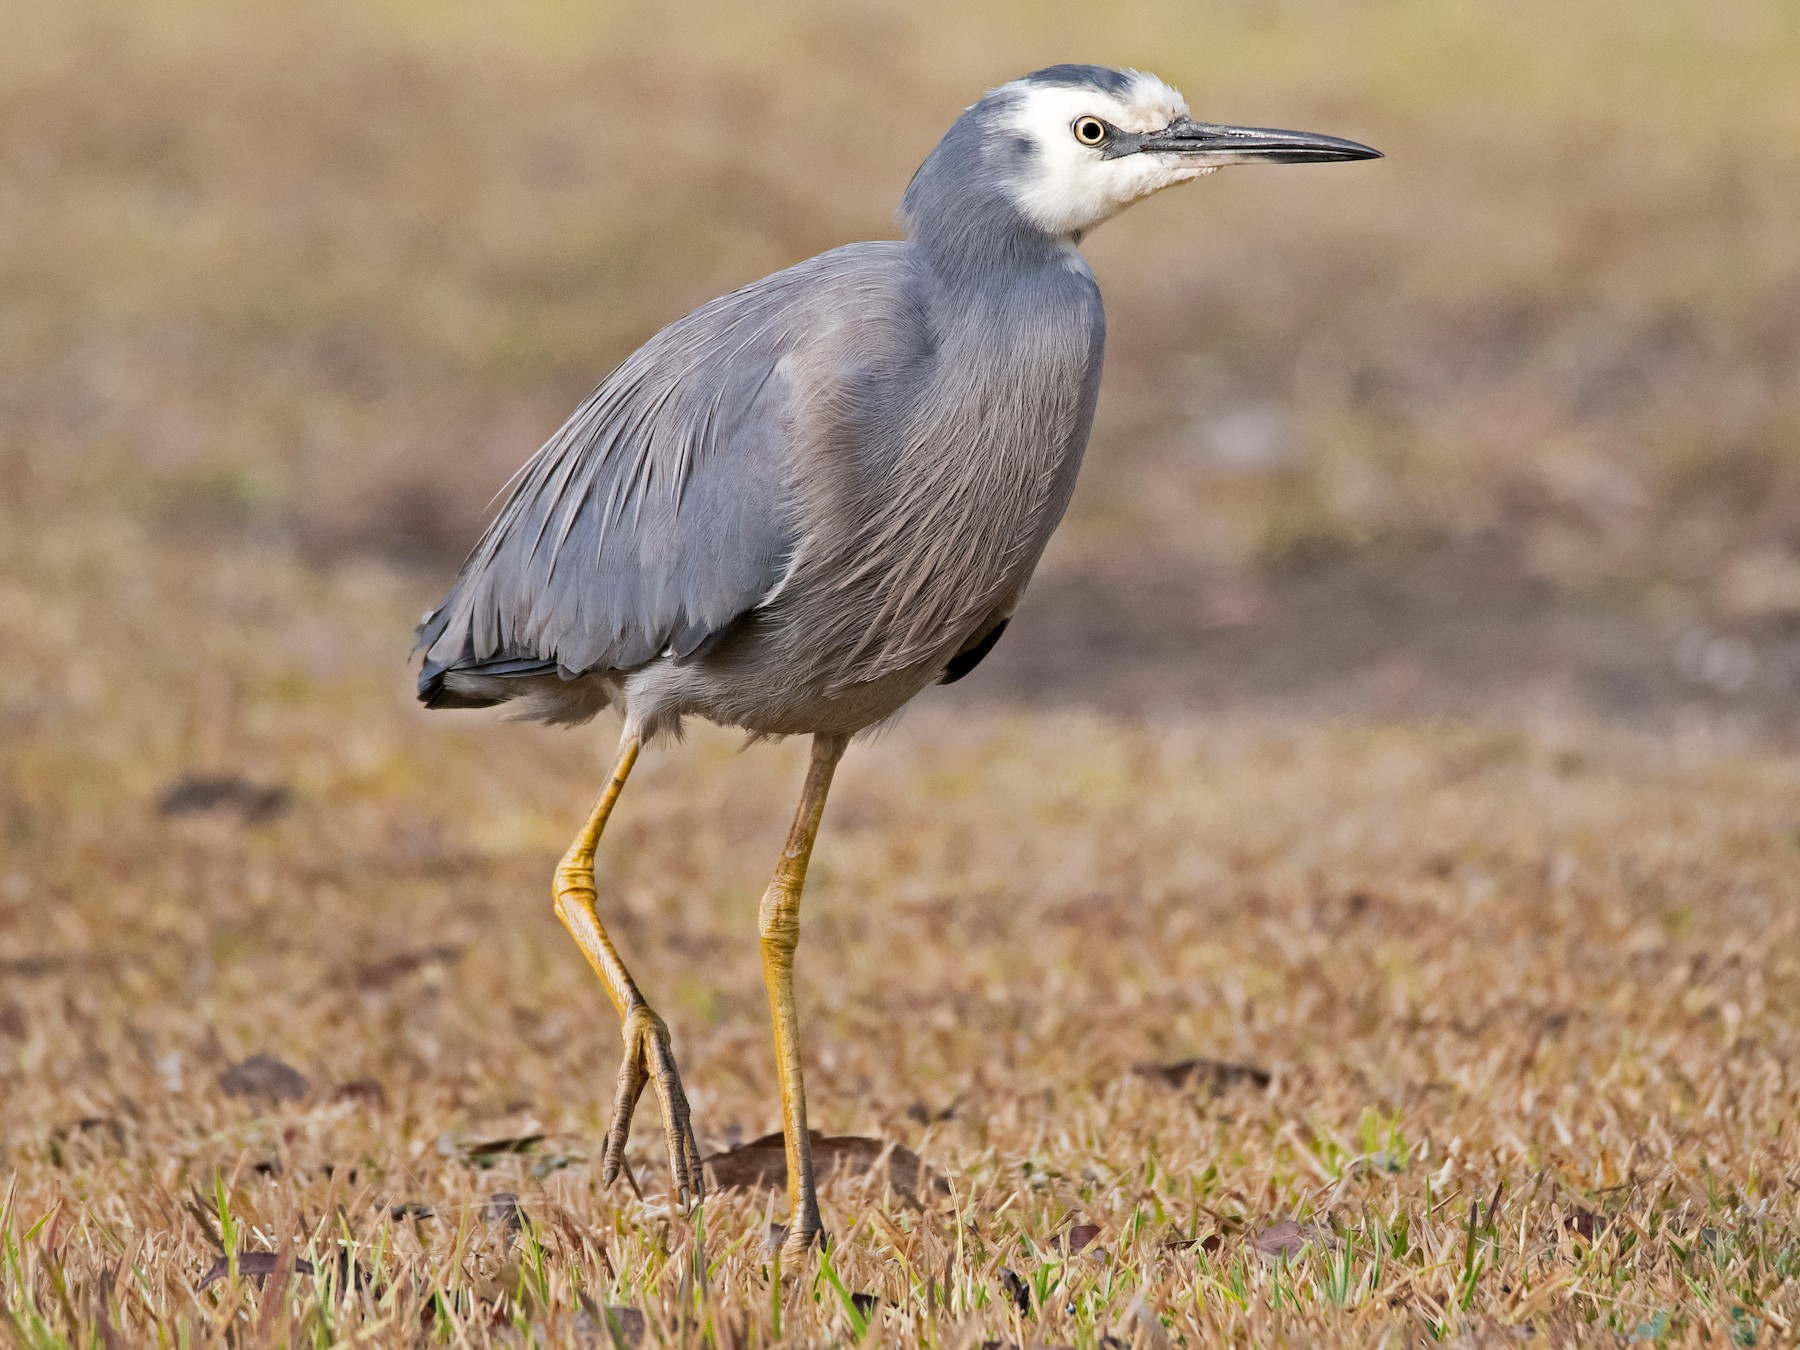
416, 64, 1378, 1257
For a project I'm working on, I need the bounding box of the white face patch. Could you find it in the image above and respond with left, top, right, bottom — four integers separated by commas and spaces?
997, 70, 1216, 239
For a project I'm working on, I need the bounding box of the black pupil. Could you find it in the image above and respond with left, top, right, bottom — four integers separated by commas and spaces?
1080, 120, 1101, 141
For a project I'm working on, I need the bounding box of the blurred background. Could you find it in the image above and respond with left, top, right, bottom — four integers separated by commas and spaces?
7, 0, 1800, 729
7, 10, 1800, 1335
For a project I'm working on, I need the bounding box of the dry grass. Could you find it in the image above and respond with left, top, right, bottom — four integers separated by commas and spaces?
6, 522, 1800, 1344
6, 0, 1800, 1344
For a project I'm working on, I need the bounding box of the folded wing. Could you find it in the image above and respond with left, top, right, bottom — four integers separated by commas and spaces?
417, 244, 906, 706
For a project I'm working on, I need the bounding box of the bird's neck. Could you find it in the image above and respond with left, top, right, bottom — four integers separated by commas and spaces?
904, 199, 1081, 294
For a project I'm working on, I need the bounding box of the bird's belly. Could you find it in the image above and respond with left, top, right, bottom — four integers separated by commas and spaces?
621, 618, 949, 741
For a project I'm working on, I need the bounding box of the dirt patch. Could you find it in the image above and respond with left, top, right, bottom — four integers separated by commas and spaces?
971, 544, 1800, 731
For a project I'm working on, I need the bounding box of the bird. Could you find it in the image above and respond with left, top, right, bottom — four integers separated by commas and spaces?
415, 64, 1378, 1260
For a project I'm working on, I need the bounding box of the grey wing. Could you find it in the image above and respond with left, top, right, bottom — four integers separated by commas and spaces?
416, 244, 905, 705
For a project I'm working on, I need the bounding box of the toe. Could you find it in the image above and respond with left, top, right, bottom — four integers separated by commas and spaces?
601, 1043, 650, 1184
644, 1025, 704, 1205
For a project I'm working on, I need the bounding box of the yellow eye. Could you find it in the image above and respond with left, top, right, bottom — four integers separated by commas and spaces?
1072, 116, 1107, 146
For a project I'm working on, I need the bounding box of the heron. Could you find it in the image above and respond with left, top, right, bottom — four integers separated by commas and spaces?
416, 64, 1377, 1259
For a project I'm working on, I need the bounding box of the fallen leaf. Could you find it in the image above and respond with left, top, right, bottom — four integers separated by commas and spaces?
1054, 1222, 1102, 1254
1252, 1220, 1330, 1261
183, 1192, 225, 1252
0, 955, 72, 978
330, 1079, 386, 1108
702, 1131, 948, 1200
997, 1266, 1032, 1315
482, 1191, 524, 1234
1162, 1232, 1231, 1258
197, 1250, 315, 1290
905, 1098, 958, 1125
333, 1249, 373, 1292
217, 1054, 309, 1103
96, 1265, 121, 1350
158, 775, 291, 824
347, 944, 463, 992
1132, 1058, 1271, 1093
462, 1134, 545, 1163
1564, 1210, 1607, 1241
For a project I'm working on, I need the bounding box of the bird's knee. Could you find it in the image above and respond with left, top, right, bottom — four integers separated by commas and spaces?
553, 857, 596, 915
758, 889, 801, 955
759, 920, 799, 958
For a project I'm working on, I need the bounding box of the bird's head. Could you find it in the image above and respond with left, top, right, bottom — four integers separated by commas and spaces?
901, 65, 1380, 252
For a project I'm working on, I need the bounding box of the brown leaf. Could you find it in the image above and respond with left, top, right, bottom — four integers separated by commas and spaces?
1252, 1220, 1330, 1260
347, 944, 463, 992
463, 1134, 545, 1160
330, 1078, 386, 1108
0, 955, 73, 979
1563, 1210, 1607, 1241
95, 1264, 122, 1350
217, 1053, 309, 1103
997, 1266, 1032, 1315
197, 1250, 315, 1290
1061, 1222, 1101, 1253
1132, 1058, 1271, 1094
702, 1131, 948, 1200
904, 1097, 958, 1125
183, 1192, 225, 1252
481, 1191, 525, 1234
158, 775, 291, 824
1163, 1227, 1227, 1255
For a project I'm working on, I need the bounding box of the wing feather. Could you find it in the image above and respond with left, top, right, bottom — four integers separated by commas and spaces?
417, 243, 907, 701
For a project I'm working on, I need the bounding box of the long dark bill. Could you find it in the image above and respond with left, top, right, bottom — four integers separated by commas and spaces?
1135, 117, 1382, 164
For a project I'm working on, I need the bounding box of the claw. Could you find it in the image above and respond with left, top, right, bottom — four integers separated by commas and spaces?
603, 1004, 704, 1208
780, 1218, 825, 1266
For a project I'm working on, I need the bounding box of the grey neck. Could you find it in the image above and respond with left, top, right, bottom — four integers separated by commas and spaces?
905, 205, 1073, 294
898, 108, 1074, 293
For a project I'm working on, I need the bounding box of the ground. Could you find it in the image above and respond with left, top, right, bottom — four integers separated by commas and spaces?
6, 521, 1800, 1345
5, 1, 1800, 1345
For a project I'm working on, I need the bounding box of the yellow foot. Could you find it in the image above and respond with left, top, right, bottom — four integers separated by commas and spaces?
602, 1004, 705, 1208
779, 1214, 824, 1266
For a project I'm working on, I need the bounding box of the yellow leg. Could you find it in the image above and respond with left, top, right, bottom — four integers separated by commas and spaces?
758, 732, 849, 1262
553, 735, 704, 1207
